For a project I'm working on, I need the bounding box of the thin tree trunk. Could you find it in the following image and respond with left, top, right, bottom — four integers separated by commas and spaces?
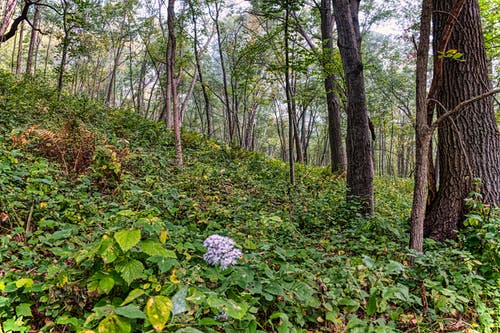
285, 0, 295, 185
333, 0, 374, 214
26, 4, 40, 75
16, 21, 24, 76
167, 0, 183, 166
320, 0, 346, 173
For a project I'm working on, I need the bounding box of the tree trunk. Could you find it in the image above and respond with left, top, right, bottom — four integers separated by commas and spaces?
320, 0, 346, 173
25, 4, 40, 75
15, 21, 24, 76
167, 0, 183, 166
424, 0, 500, 241
284, 0, 295, 185
333, 0, 374, 214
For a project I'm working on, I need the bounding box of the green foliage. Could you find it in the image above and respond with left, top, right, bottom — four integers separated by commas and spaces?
0, 74, 499, 332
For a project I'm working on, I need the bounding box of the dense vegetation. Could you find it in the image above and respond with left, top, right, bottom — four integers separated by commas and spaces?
1, 72, 499, 332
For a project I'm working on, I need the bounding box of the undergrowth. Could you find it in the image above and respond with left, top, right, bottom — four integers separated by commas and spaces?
0, 72, 499, 332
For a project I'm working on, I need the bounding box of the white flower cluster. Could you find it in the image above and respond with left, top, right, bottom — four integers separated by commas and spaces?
203, 234, 242, 269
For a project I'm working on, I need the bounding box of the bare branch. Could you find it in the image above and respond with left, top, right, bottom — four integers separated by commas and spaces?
432, 88, 500, 129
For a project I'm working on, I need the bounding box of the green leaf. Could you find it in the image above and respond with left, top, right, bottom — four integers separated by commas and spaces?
115, 259, 145, 285
140, 240, 177, 258
98, 315, 131, 333
115, 304, 146, 319
99, 238, 119, 264
114, 229, 141, 252
224, 299, 249, 320
121, 289, 145, 306
146, 296, 173, 332
16, 303, 33, 317
99, 277, 115, 294
366, 288, 378, 316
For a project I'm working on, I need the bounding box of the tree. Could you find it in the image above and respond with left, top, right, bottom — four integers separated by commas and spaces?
424, 0, 500, 241
166, 0, 183, 166
332, 0, 374, 214
319, 0, 346, 173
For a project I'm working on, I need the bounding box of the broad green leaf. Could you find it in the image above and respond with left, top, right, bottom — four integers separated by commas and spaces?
15, 303, 33, 317
146, 296, 172, 331
121, 289, 145, 306
99, 277, 115, 294
223, 299, 248, 320
98, 315, 131, 333
114, 229, 141, 252
15, 278, 34, 289
140, 240, 177, 258
115, 259, 145, 285
99, 238, 119, 264
115, 305, 146, 319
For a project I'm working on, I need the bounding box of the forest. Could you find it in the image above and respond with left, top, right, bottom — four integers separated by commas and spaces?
0, 0, 499, 331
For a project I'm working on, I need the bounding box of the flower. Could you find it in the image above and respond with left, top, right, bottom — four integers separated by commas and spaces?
203, 234, 242, 268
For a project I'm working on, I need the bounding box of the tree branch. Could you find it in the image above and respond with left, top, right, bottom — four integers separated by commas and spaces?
432, 88, 500, 129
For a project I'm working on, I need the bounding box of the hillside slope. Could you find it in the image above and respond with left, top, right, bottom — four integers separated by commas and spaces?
0, 72, 498, 332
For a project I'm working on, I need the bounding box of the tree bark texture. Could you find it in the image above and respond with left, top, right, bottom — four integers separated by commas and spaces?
424, 0, 500, 241
167, 0, 183, 166
410, 0, 432, 253
320, 0, 346, 173
333, 0, 374, 214
26, 4, 40, 75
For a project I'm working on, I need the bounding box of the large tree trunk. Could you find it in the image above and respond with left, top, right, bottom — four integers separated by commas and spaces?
285, 0, 295, 185
424, 0, 500, 241
333, 0, 374, 214
320, 0, 346, 173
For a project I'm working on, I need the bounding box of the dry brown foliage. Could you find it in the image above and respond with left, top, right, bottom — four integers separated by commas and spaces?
13, 121, 96, 178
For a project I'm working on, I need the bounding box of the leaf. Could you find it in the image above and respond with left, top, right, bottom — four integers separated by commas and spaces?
171, 286, 188, 316
99, 238, 119, 264
115, 259, 145, 285
0, 281, 5, 291
223, 299, 248, 320
146, 296, 173, 331
99, 277, 115, 294
366, 288, 378, 316
15, 303, 33, 317
98, 315, 131, 333
115, 305, 146, 319
121, 289, 145, 306
175, 329, 204, 333
114, 229, 141, 252
159, 229, 169, 244
140, 240, 177, 258
15, 278, 34, 289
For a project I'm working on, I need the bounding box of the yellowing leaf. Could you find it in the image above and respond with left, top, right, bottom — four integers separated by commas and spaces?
169, 269, 180, 284
15, 278, 34, 289
159, 230, 169, 244
0, 281, 5, 291
97, 315, 131, 333
39, 202, 47, 208
146, 296, 172, 331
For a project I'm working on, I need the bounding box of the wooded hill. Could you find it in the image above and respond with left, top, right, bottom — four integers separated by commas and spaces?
0, 71, 499, 332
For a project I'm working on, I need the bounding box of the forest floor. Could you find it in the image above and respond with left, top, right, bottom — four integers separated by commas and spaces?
0, 72, 499, 332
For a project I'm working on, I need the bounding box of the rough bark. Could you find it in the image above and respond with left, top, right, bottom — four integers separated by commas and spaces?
332, 0, 374, 214
167, 0, 183, 166
26, 3, 40, 75
320, 0, 346, 173
424, 0, 500, 241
